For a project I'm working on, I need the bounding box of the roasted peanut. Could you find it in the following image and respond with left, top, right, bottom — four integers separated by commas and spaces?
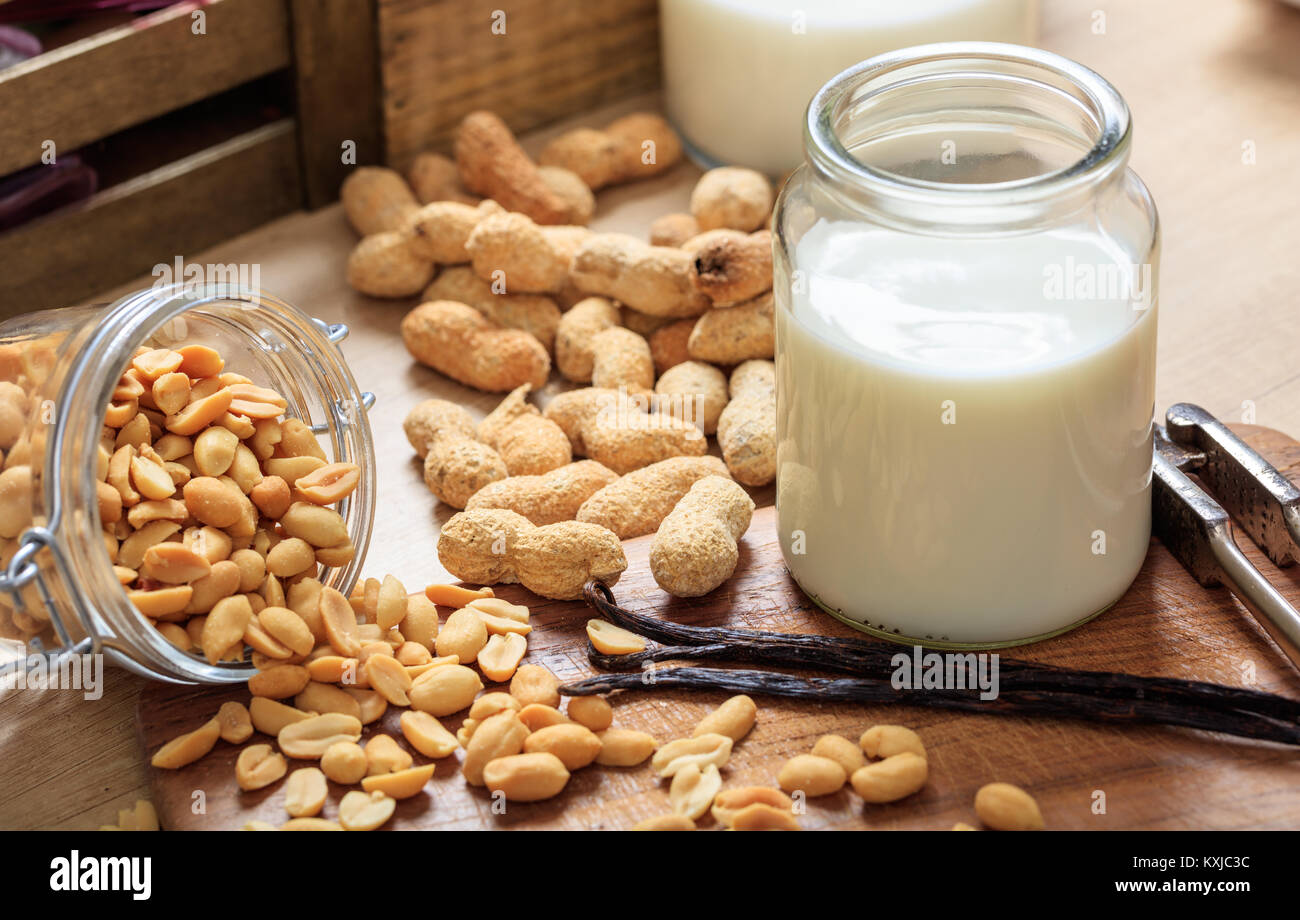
365, 653, 413, 706
403, 398, 476, 459
859, 724, 926, 760
320, 741, 368, 784
849, 752, 928, 804
632, 814, 696, 831
236, 743, 288, 791
319, 586, 361, 657
482, 752, 570, 802
595, 728, 657, 767
402, 300, 549, 393
716, 359, 775, 486
454, 111, 573, 225
688, 293, 774, 365
585, 619, 646, 655
651, 734, 733, 778
711, 786, 794, 827
364, 733, 413, 775
436, 607, 489, 663
216, 700, 253, 744
296, 681, 362, 719
341, 166, 418, 235
537, 113, 681, 190
278, 713, 363, 759
284, 767, 328, 817
201, 594, 253, 663
555, 297, 620, 383
259, 606, 314, 657
811, 735, 867, 776
569, 233, 710, 318
669, 763, 723, 821
150, 717, 221, 769
280, 817, 343, 831
477, 384, 572, 477
653, 361, 728, 434
649, 476, 754, 597
248, 663, 311, 699
690, 167, 772, 232
463, 710, 530, 785
399, 710, 460, 759
510, 706, 564, 735
523, 723, 602, 770
362, 763, 436, 800
565, 695, 613, 732
693, 694, 757, 743
477, 632, 527, 682
974, 782, 1044, 831
338, 789, 397, 831
778, 754, 846, 797
249, 697, 313, 736
509, 664, 561, 708
686, 228, 773, 306
346, 231, 434, 298
408, 663, 482, 716
439, 510, 627, 600
576, 455, 728, 539
730, 802, 801, 831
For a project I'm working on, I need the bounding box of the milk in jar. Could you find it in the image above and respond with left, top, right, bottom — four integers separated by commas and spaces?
773, 44, 1160, 646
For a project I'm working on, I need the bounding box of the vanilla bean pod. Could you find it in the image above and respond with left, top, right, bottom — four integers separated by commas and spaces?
583, 639, 1300, 723
581, 580, 1300, 725
559, 666, 1300, 746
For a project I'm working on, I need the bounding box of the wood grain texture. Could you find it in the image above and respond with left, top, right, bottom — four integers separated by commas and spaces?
0, 122, 303, 317
0, 0, 291, 177
289, 0, 383, 207
377, 0, 660, 172
137, 425, 1300, 830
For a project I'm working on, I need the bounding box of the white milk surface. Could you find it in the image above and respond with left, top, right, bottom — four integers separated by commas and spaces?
660, 0, 1037, 174
776, 220, 1157, 644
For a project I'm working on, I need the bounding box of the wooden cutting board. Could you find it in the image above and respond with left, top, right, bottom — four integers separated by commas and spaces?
138, 425, 1300, 830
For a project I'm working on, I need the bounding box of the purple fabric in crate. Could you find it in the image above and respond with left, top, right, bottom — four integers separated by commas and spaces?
0, 157, 99, 233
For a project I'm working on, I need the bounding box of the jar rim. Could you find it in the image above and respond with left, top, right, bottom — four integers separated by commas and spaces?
804, 41, 1132, 227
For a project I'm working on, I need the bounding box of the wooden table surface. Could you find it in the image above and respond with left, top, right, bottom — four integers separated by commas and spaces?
4, 0, 1300, 830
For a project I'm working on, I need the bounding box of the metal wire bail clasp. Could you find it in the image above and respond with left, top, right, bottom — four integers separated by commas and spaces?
310, 318, 376, 434
0, 527, 97, 682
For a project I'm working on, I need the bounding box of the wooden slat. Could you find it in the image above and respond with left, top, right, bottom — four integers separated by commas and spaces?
0, 0, 291, 177
377, 0, 660, 172
0, 122, 302, 316
288, 0, 383, 208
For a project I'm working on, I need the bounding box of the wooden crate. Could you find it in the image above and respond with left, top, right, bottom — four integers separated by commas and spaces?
0, 0, 380, 315
377, 0, 661, 173
0, 0, 662, 315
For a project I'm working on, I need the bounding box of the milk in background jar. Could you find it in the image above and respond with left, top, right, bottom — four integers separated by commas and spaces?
773, 44, 1160, 646
660, 0, 1038, 174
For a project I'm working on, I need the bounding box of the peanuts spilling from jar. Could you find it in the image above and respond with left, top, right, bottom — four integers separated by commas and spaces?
146, 597, 1043, 831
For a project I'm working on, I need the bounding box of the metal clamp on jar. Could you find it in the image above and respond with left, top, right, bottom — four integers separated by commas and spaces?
0, 285, 375, 684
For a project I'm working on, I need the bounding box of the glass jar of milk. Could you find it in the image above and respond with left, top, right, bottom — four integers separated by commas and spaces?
774, 43, 1159, 647
660, 0, 1039, 174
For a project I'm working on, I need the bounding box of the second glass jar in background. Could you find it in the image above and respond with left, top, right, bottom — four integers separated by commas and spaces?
774, 43, 1159, 647
660, 0, 1039, 174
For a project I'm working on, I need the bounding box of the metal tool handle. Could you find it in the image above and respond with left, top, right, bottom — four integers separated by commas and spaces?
1153, 450, 1300, 669
1166, 402, 1300, 567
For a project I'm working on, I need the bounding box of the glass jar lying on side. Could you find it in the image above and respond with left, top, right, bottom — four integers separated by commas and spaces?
0, 285, 375, 684
773, 43, 1159, 647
